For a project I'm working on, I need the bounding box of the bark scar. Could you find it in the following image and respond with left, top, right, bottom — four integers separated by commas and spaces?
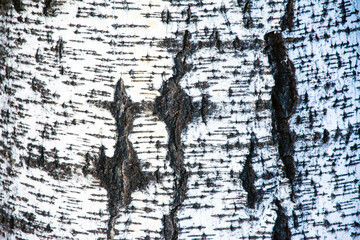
155, 30, 194, 240
94, 79, 147, 239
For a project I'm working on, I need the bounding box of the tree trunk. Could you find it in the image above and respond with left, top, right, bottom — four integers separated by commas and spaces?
0, 0, 359, 239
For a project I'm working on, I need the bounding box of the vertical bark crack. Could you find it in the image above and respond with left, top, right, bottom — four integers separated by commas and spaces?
272, 199, 291, 240
265, 30, 298, 240
94, 79, 147, 239
280, 0, 295, 32
155, 30, 193, 240
240, 132, 263, 209
265, 31, 298, 188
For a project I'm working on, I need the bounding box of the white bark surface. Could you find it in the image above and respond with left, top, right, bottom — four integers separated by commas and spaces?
0, 0, 359, 239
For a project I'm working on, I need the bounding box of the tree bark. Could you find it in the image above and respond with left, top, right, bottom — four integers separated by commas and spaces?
0, 0, 359, 239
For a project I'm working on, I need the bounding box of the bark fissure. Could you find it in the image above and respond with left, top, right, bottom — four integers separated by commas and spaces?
94, 79, 147, 239
265, 31, 298, 187
265, 30, 298, 240
155, 30, 193, 240
272, 200, 291, 240
240, 132, 263, 209
200, 94, 210, 124
280, 0, 295, 32
1, 0, 360, 239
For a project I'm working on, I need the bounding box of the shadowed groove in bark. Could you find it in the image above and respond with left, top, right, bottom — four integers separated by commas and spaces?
240, 132, 263, 209
265, 31, 298, 189
155, 30, 194, 240
280, 0, 295, 32
94, 79, 147, 239
272, 199, 292, 240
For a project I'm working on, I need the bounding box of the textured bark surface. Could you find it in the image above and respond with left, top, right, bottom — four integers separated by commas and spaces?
0, 0, 360, 240
265, 31, 298, 188
155, 30, 193, 240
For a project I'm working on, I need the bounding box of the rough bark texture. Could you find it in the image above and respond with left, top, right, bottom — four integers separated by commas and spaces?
93, 79, 148, 238
155, 30, 193, 240
240, 132, 263, 209
0, 0, 359, 240
265, 31, 298, 187
272, 200, 292, 240
280, 0, 295, 32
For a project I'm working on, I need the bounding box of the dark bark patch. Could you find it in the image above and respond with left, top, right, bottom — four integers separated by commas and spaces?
93, 79, 147, 239
280, 0, 295, 32
272, 200, 292, 240
0, 0, 12, 14
161, 9, 171, 24
43, 0, 64, 17
12, 0, 23, 13
185, 6, 191, 24
82, 152, 91, 176
340, 0, 347, 24
233, 36, 244, 51
55, 37, 64, 60
323, 129, 330, 143
240, 133, 263, 209
155, 30, 194, 240
0, 207, 50, 235
157, 37, 181, 53
43, 0, 53, 16
162, 215, 176, 240
200, 94, 210, 124
24, 145, 72, 180
265, 32, 298, 120
242, 0, 253, 29
292, 210, 298, 229
265, 31, 298, 188
209, 29, 223, 51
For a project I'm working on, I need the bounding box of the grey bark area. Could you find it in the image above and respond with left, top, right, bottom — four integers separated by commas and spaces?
0, 0, 360, 240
